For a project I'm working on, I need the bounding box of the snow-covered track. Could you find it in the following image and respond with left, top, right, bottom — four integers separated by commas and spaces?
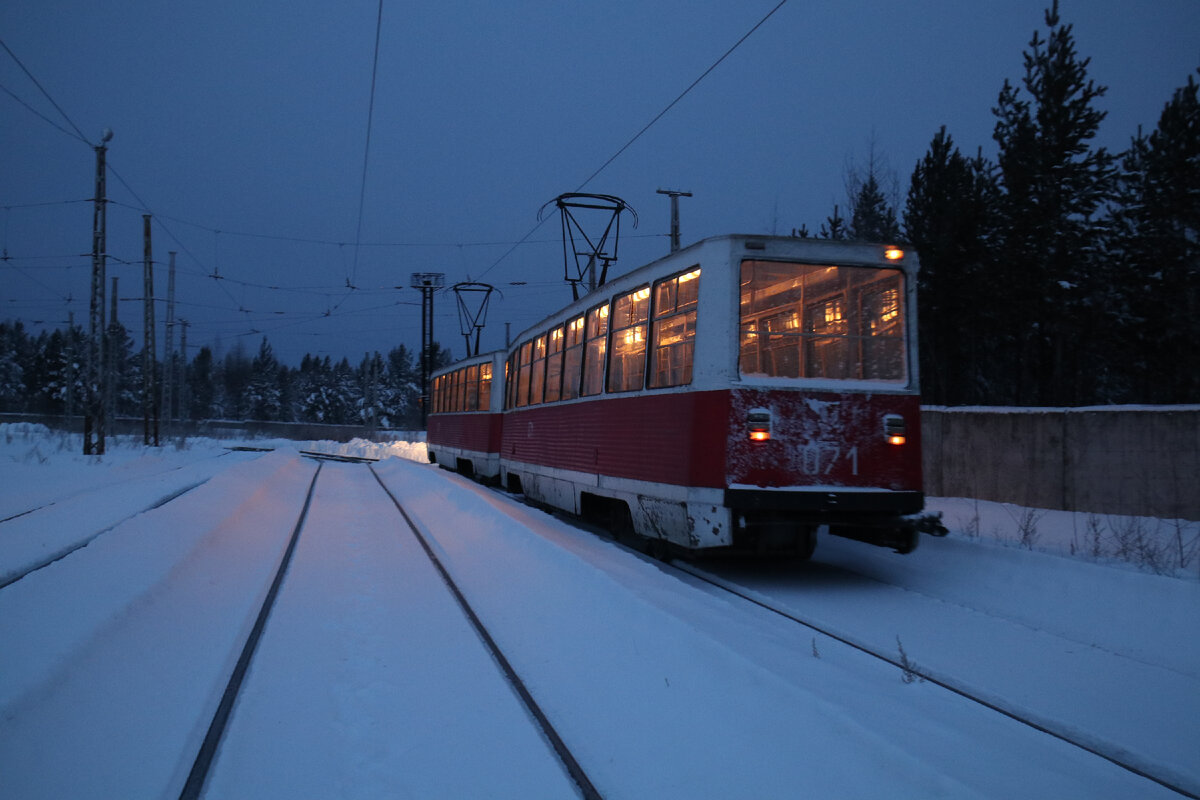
0, 452, 252, 589
0, 449, 236, 523
178, 464, 323, 800
673, 560, 1200, 800
369, 464, 602, 800
0, 480, 209, 590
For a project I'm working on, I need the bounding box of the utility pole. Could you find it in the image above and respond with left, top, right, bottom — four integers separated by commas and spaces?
142, 215, 158, 446
162, 250, 176, 429
84, 128, 112, 455
178, 319, 189, 425
409, 272, 445, 427
656, 188, 692, 253
107, 276, 118, 423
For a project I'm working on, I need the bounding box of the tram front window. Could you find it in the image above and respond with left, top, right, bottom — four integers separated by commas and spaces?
739, 260, 907, 382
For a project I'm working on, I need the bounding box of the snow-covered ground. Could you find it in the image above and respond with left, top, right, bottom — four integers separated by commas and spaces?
0, 423, 1196, 798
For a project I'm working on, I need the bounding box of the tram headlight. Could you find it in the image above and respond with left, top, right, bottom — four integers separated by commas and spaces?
747, 409, 772, 443
884, 247, 905, 261
883, 413, 907, 445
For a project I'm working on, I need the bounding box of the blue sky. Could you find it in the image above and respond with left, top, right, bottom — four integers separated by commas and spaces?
3, 0, 1198, 365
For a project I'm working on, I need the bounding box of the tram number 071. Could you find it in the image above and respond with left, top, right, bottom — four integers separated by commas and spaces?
800, 444, 859, 476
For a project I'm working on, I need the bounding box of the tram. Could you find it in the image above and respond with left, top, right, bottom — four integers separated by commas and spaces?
427, 234, 943, 556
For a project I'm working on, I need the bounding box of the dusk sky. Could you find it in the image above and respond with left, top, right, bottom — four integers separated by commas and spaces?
3, 0, 1198, 365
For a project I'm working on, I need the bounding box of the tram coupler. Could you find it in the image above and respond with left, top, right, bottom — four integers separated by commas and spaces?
904, 511, 948, 537
827, 510, 945, 554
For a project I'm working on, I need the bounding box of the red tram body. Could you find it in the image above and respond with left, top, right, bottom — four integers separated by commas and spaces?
428, 234, 941, 556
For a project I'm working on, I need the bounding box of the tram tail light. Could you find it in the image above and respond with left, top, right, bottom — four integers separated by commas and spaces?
747, 409, 772, 443
883, 414, 907, 446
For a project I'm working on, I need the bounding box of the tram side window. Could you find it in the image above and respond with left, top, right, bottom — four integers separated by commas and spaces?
479, 362, 492, 410
649, 268, 700, 388
516, 341, 533, 407
463, 364, 480, 411
739, 260, 907, 382
529, 334, 548, 405
562, 315, 585, 400
608, 286, 650, 393
545, 326, 564, 403
432, 375, 443, 413
581, 303, 609, 396
505, 353, 518, 409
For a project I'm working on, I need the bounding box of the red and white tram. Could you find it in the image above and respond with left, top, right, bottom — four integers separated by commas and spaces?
428, 234, 943, 556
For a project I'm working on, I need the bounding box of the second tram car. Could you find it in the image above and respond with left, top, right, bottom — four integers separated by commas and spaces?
427, 234, 943, 557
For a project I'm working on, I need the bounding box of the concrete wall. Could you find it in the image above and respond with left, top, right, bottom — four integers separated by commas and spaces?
922, 406, 1200, 521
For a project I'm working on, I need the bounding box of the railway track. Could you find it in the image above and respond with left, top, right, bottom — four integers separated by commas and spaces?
669, 559, 1199, 800
178, 460, 599, 800
0, 479, 211, 590
369, 465, 601, 800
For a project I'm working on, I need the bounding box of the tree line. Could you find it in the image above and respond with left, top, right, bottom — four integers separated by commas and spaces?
0, 321, 451, 429
805, 2, 1198, 406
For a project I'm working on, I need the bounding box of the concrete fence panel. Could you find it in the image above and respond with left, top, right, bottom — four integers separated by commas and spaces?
923, 406, 1200, 521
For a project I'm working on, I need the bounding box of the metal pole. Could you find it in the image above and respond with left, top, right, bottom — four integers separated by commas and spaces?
107, 276, 118, 423
178, 319, 189, 424
656, 188, 692, 253
162, 251, 176, 428
84, 131, 112, 454
142, 214, 158, 446
409, 273, 444, 428
427, 286, 436, 424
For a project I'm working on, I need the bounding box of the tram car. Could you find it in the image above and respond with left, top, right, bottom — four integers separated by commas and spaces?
428, 234, 944, 556
427, 350, 506, 482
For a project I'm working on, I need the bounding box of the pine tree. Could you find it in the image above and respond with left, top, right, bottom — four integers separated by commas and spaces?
0, 322, 28, 412
991, 1, 1116, 404
846, 145, 902, 242
849, 173, 901, 242
1108, 71, 1200, 402
905, 128, 1002, 404
188, 346, 216, 420
246, 337, 282, 421
819, 204, 848, 240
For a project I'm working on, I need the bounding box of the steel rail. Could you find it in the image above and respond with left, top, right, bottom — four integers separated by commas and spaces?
178, 462, 323, 800
672, 561, 1199, 800
369, 465, 602, 800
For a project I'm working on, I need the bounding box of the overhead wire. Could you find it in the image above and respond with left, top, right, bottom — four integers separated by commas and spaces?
350, 0, 386, 291
4, 3, 790, 354
0, 38, 91, 144
476, 0, 789, 282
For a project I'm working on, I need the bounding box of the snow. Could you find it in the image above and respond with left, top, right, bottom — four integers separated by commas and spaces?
0, 423, 1196, 798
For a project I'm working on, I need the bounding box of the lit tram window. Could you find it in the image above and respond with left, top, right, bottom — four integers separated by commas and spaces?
608, 286, 650, 392
562, 315, 585, 401
464, 364, 479, 411
479, 362, 492, 409
505, 353, 517, 409
516, 340, 533, 407
545, 325, 565, 403
581, 304, 609, 397
739, 260, 907, 382
649, 267, 700, 388
530, 334, 548, 405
